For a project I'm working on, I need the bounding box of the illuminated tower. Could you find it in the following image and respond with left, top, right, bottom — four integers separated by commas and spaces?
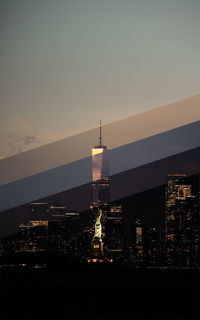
90, 120, 110, 259
133, 218, 144, 266
165, 174, 199, 268
165, 174, 187, 245
91, 120, 110, 208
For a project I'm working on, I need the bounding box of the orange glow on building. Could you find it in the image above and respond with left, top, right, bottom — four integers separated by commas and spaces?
92, 148, 104, 181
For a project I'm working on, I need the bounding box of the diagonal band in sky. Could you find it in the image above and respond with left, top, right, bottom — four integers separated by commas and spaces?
0, 96, 200, 213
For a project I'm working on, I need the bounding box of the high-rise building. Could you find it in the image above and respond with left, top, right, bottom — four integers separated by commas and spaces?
134, 218, 144, 265
91, 120, 110, 208
127, 218, 144, 265
104, 204, 123, 261
165, 174, 187, 244
165, 174, 199, 268
143, 226, 163, 267
90, 121, 110, 259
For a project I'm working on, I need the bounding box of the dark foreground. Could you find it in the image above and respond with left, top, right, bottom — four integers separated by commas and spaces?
0, 265, 199, 320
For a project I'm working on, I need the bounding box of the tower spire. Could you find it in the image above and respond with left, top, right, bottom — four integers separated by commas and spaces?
99, 119, 102, 147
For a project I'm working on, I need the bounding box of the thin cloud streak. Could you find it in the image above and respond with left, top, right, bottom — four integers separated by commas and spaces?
0, 114, 41, 158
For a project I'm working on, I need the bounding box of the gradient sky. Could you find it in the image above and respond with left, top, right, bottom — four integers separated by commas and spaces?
1, 0, 200, 158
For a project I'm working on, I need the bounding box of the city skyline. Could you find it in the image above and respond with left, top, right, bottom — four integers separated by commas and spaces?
0, 120, 199, 320
1, 119, 199, 268
1, 2, 199, 318
0, 170, 199, 269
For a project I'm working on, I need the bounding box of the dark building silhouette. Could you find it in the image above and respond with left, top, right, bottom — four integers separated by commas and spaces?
29, 202, 48, 215
143, 226, 164, 267
104, 204, 123, 261
128, 218, 144, 266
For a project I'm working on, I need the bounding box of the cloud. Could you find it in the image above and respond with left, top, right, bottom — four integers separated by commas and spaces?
0, 114, 41, 159
22, 135, 36, 145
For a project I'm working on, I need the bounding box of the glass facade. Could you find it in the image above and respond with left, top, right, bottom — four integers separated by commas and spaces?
92, 146, 109, 182
91, 145, 110, 207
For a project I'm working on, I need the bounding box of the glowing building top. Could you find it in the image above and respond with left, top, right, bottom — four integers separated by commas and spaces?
91, 120, 110, 209
92, 120, 109, 182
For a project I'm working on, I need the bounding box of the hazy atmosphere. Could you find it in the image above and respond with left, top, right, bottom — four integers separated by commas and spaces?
1, 0, 200, 158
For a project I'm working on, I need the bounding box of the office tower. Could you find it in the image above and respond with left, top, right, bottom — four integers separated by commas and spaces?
91, 120, 110, 208
90, 121, 110, 259
104, 204, 123, 261
134, 218, 144, 265
143, 226, 162, 267
165, 174, 187, 244
165, 174, 199, 268
128, 218, 144, 265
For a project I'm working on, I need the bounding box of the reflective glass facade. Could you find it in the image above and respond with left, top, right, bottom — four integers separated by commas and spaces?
91, 145, 110, 207
92, 146, 109, 182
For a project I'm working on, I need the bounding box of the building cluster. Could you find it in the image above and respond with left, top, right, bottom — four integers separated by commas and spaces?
0, 124, 199, 269
0, 174, 199, 269
0, 202, 124, 266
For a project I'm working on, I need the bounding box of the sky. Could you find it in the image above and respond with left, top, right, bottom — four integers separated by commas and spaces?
1, 0, 200, 159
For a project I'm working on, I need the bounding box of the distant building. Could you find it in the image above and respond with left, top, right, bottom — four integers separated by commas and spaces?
128, 218, 144, 266
29, 202, 48, 215
143, 226, 163, 267
134, 218, 144, 265
104, 205, 123, 261
165, 174, 199, 268
49, 203, 67, 216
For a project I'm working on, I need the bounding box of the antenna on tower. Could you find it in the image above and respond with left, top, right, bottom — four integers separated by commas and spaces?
99, 118, 102, 147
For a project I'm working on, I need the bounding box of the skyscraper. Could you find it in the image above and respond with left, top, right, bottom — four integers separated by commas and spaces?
91, 121, 110, 208
165, 174, 199, 268
104, 204, 123, 261
133, 218, 144, 266
90, 121, 110, 258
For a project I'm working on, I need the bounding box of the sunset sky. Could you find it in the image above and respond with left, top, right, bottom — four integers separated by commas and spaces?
1, 0, 200, 158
